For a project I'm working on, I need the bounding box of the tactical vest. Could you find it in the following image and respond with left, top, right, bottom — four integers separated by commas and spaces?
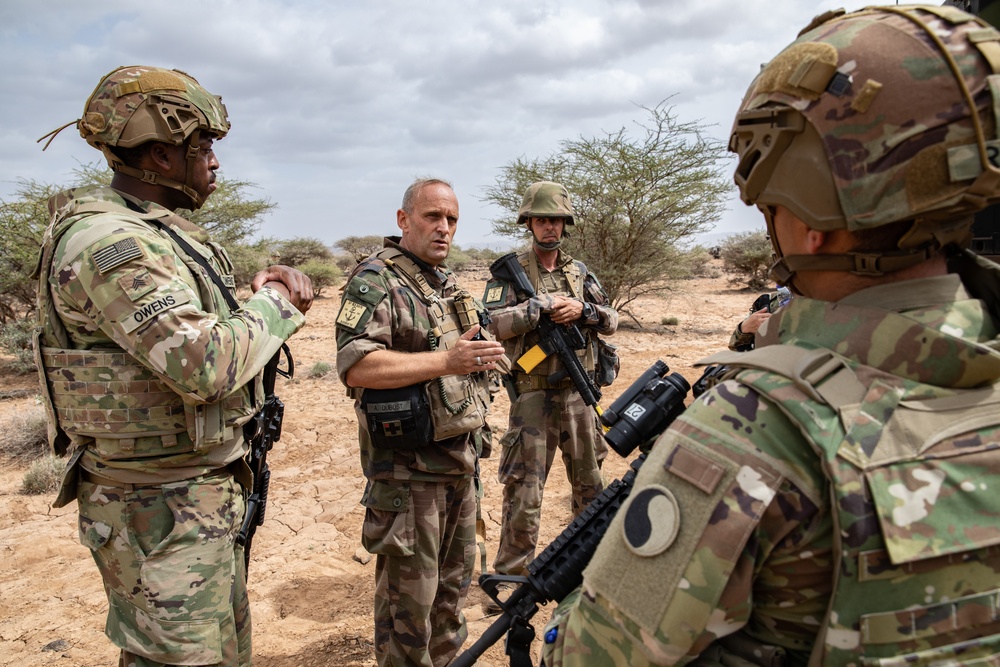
357, 247, 492, 441
515, 250, 596, 383
34, 195, 255, 459
701, 345, 1000, 665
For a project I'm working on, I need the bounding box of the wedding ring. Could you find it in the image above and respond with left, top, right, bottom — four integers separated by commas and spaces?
477, 356, 482, 365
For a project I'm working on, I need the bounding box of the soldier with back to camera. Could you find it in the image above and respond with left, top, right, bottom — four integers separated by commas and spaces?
34, 66, 312, 666
541, 6, 1000, 665
335, 178, 505, 667
481, 181, 618, 612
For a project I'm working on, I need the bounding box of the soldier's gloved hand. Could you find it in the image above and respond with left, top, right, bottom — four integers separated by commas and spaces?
252, 265, 314, 314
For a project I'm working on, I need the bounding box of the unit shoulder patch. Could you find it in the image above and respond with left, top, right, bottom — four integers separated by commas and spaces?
483, 281, 507, 307
336, 276, 386, 332
621, 484, 681, 557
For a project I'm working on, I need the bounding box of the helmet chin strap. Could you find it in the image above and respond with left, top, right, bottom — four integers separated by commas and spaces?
100, 131, 206, 210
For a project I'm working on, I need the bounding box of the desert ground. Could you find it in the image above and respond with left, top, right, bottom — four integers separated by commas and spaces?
0, 259, 757, 667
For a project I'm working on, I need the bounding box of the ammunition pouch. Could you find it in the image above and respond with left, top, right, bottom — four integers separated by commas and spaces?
361, 384, 433, 450
595, 338, 620, 387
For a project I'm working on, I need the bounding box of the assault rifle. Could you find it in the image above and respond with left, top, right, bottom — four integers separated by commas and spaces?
236, 343, 293, 575
452, 362, 690, 667
489, 253, 601, 408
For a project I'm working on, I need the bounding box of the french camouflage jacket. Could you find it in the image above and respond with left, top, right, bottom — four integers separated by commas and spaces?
542, 251, 1000, 666
482, 248, 617, 383
335, 237, 488, 482
35, 185, 304, 498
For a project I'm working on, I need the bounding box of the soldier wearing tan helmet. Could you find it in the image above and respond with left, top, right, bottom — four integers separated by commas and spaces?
541, 6, 1000, 665
35, 66, 312, 666
481, 181, 618, 612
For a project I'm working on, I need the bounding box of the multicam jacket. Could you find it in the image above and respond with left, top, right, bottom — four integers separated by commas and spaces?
482, 249, 617, 387
336, 237, 488, 482
35, 185, 304, 497
542, 255, 1000, 666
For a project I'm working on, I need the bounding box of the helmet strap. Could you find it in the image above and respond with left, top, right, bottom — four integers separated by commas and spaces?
535, 239, 563, 251
102, 137, 205, 209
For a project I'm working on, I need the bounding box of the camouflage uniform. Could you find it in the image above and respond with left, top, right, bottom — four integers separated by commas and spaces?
483, 249, 617, 576
543, 5, 1000, 665
543, 267, 1000, 665
336, 237, 488, 667
36, 185, 305, 666
727, 290, 790, 352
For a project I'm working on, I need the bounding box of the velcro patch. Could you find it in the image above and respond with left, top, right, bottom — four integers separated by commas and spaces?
483, 282, 507, 306
336, 299, 370, 331
621, 484, 680, 557
92, 237, 144, 274
118, 268, 157, 301
120, 291, 192, 334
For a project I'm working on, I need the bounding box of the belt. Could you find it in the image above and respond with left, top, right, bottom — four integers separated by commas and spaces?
514, 374, 577, 391
80, 467, 231, 489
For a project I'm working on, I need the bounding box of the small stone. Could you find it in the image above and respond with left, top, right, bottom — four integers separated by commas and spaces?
353, 547, 373, 565
41, 639, 70, 652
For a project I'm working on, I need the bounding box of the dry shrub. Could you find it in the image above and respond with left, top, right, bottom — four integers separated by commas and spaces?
21, 454, 63, 495
0, 405, 49, 463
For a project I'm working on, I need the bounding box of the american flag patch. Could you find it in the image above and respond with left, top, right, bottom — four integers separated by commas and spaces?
93, 237, 143, 274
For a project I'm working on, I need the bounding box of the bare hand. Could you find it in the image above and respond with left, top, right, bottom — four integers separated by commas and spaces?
549, 295, 584, 324
741, 310, 771, 335
252, 265, 314, 314
447, 326, 506, 374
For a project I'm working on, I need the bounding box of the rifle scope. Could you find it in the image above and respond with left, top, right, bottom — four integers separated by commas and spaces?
600, 361, 690, 457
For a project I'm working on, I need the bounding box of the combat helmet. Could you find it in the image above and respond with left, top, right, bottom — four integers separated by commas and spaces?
517, 181, 576, 226
729, 5, 1000, 286
39, 65, 230, 209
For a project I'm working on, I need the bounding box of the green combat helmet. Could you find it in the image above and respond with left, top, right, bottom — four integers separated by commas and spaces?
729, 5, 1000, 287
38, 65, 230, 209
517, 181, 576, 226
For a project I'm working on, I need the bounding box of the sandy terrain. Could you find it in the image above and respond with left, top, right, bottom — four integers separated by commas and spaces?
0, 259, 757, 667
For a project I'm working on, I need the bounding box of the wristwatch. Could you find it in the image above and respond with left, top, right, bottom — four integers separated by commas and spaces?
581, 302, 596, 321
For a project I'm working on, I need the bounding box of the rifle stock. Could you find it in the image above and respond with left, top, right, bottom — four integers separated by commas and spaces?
236, 343, 293, 576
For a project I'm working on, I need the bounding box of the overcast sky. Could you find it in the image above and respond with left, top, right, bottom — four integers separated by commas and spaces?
2, 0, 884, 250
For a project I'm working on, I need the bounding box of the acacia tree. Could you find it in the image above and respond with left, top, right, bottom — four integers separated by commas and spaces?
483, 101, 730, 318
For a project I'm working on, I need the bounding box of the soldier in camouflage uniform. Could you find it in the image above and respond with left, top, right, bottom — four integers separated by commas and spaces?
482, 182, 618, 592
727, 288, 791, 351
34, 66, 312, 667
542, 6, 1000, 665
335, 178, 506, 667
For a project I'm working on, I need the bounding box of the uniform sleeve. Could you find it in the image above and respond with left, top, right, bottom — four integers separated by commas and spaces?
481, 278, 551, 341
335, 269, 392, 384
542, 380, 827, 666
582, 270, 617, 335
50, 214, 305, 404
728, 323, 755, 351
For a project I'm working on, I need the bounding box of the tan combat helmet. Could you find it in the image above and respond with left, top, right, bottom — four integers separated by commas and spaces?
39, 65, 230, 209
517, 181, 576, 226
729, 6, 1000, 287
